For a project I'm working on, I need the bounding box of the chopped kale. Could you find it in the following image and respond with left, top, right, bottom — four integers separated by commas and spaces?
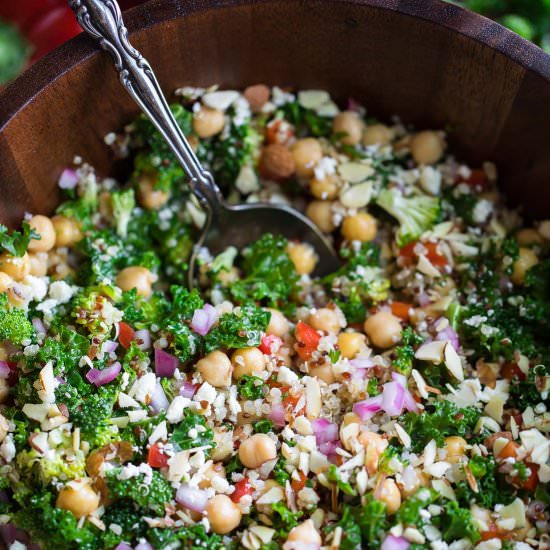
170, 410, 214, 453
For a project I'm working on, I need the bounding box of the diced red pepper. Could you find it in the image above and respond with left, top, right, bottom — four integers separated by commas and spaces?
294, 321, 321, 360
512, 463, 539, 491
118, 322, 136, 349
291, 471, 308, 492
391, 301, 412, 321
497, 440, 519, 459
501, 362, 526, 381
265, 119, 294, 145
461, 168, 489, 189
231, 477, 254, 502
147, 442, 169, 468
399, 241, 447, 268
260, 334, 283, 355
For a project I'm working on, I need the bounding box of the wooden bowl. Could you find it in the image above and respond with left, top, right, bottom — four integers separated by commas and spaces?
1, 0, 550, 229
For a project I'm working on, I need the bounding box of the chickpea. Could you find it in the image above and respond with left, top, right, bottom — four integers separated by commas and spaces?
310, 362, 335, 384
137, 172, 170, 210
410, 130, 445, 165
0, 413, 8, 443
115, 266, 157, 297
310, 175, 339, 200
337, 332, 366, 359
56, 480, 100, 518
238, 433, 277, 469
266, 308, 290, 338
196, 350, 232, 387
309, 308, 342, 334
193, 106, 225, 138
292, 138, 323, 179
341, 212, 377, 242
358, 431, 388, 474
332, 111, 364, 145
363, 123, 394, 147
0, 378, 8, 404
286, 519, 322, 546
232, 347, 266, 379
511, 247, 539, 285
0, 252, 30, 281
51, 215, 82, 247
364, 311, 402, 349
29, 253, 48, 277
206, 494, 242, 534
516, 228, 543, 246
444, 436, 467, 464
287, 242, 318, 275
306, 200, 335, 233
378, 478, 401, 514
0, 272, 13, 293
27, 215, 56, 252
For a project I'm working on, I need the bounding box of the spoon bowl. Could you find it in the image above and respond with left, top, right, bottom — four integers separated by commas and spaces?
69, 0, 341, 286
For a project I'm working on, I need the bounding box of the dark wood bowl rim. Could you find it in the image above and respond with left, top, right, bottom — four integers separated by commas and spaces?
2, 0, 550, 131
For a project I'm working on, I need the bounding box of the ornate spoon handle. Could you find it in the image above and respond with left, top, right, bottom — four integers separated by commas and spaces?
68, 0, 219, 206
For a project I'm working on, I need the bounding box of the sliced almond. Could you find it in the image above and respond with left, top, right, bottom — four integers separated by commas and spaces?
417, 254, 441, 278
337, 162, 374, 183
304, 377, 321, 419
41, 415, 68, 431
339, 181, 373, 208
444, 342, 464, 381
415, 340, 446, 364
22, 403, 49, 422
484, 395, 505, 424
297, 90, 330, 110
202, 90, 239, 111
316, 101, 340, 117
431, 479, 456, 501
29, 432, 49, 454
128, 409, 148, 423
500, 498, 526, 529
118, 392, 140, 409
38, 362, 56, 400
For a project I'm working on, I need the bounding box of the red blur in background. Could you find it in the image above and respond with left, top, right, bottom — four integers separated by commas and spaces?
0, 0, 145, 62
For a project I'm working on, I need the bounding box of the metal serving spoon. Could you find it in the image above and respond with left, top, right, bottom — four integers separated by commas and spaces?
68, 0, 340, 287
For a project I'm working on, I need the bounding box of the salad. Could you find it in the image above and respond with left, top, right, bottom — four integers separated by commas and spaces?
0, 85, 548, 550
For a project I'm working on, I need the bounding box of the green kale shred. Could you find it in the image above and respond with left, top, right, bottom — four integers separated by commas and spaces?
0, 222, 40, 257
170, 409, 214, 453
237, 375, 266, 399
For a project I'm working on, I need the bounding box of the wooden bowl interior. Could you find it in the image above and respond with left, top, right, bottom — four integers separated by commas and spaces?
1, 0, 550, 228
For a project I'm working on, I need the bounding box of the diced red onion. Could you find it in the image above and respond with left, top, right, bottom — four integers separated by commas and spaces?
154, 348, 179, 378
135, 329, 151, 351
135, 543, 153, 550
351, 368, 368, 381
311, 418, 339, 444
318, 440, 342, 463
346, 97, 360, 112
269, 402, 285, 427
417, 292, 431, 307
403, 390, 419, 413
391, 371, 407, 387
149, 381, 169, 413
114, 544, 133, 550
381, 535, 410, 550
102, 340, 118, 354
32, 317, 46, 335
179, 381, 197, 398
0, 524, 29, 545
58, 168, 79, 189
55, 376, 66, 385
191, 304, 218, 336
85, 362, 121, 387
435, 326, 460, 352
349, 357, 375, 369
353, 395, 383, 420
382, 381, 405, 416
0, 361, 9, 379
175, 485, 209, 512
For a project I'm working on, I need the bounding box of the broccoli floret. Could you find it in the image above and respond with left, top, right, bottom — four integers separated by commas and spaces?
376, 187, 440, 246
71, 288, 122, 336
0, 293, 34, 345
111, 188, 136, 238
17, 446, 86, 485
392, 327, 423, 375
106, 468, 173, 515
13, 491, 100, 550
0, 222, 40, 256
101, 500, 147, 548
